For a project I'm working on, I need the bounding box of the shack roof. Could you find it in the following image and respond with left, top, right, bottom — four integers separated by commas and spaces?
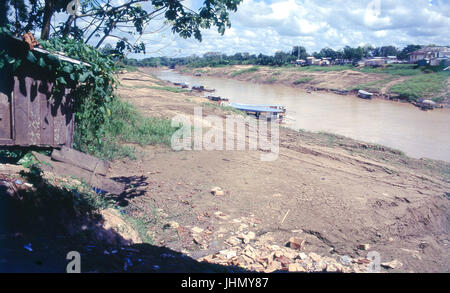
2, 35, 90, 67
409, 46, 450, 55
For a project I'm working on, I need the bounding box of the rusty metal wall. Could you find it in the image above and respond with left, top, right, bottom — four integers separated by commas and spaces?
0, 74, 74, 147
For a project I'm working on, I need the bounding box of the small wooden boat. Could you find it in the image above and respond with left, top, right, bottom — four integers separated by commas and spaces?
334, 90, 349, 95
191, 85, 205, 91
229, 103, 286, 120
192, 85, 215, 92
358, 90, 373, 99
207, 95, 229, 102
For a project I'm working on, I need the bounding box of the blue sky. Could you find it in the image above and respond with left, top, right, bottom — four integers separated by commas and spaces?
117, 0, 450, 58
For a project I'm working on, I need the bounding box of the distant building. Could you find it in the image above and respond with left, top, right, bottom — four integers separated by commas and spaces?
306, 57, 316, 65
408, 46, 450, 64
295, 59, 306, 66
365, 58, 386, 67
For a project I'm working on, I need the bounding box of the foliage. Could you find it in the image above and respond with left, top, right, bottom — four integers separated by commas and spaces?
124, 43, 430, 69
1, 0, 243, 57
75, 98, 180, 160
293, 77, 314, 84
390, 72, 448, 101
356, 64, 421, 76
1, 28, 178, 160
231, 66, 259, 76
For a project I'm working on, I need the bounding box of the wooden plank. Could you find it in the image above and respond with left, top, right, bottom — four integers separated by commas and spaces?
0, 90, 12, 139
39, 81, 54, 145
32, 151, 125, 195
13, 76, 30, 145
51, 146, 110, 176
28, 79, 41, 145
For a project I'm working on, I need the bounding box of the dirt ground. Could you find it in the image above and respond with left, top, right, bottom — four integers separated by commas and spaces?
110, 71, 450, 273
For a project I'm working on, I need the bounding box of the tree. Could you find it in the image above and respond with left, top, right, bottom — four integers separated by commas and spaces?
292, 46, 307, 60
2, 0, 243, 57
398, 44, 422, 60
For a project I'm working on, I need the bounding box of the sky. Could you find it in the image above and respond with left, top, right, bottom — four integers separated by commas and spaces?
88, 0, 450, 58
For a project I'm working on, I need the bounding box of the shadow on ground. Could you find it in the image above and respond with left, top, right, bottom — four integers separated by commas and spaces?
0, 171, 251, 273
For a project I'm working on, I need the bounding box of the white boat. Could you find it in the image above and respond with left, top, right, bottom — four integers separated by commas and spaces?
358, 90, 373, 99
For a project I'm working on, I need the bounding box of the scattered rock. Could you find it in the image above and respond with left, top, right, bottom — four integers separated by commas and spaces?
219, 249, 237, 260
211, 187, 225, 196
165, 221, 179, 229
288, 237, 305, 250
309, 252, 322, 263
238, 231, 256, 244
381, 259, 402, 269
225, 236, 241, 246
288, 263, 306, 272
191, 227, 204, 234
358, 244, 370, 250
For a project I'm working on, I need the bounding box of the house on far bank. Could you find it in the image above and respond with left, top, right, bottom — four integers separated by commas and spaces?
365, 57, 386, 67
295, 59, 306, 66
408, 46, 450, 65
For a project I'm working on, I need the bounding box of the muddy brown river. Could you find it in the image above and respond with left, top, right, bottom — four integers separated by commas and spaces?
151, 69, 450, 162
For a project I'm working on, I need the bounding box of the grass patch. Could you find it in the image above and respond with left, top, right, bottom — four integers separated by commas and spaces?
351, 77, 395, 92
355, 64, 421, 76
296, 65, 353, 72
293, 77, 314, 84
231, 66, 259, 77
390, 72, 448, 101
74, 98, 181, 161
124, 84, 189, 93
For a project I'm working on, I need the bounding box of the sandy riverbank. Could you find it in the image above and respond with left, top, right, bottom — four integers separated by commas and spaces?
2, 69, 448, 273
177, 65, 450, 107
110, 70, 450, 272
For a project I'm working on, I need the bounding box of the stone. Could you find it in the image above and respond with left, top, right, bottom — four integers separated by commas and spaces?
166, 221, 179, 229
225, 236, 241, 246
325, 263, 339, 272
339, 255, 352, 265
211, 187, 225, 196
191, 227, 204, 234
214, 211, 229, 220
288, 237, 305, 250
381, 259, 402, 269
358, 244, 370, 250
298, 252, 308, 260
264, 261, 282, 273
238, 231, 256, 244
288, 263, 305, 272
219, 249, 237, 260
309, 252, 322, 263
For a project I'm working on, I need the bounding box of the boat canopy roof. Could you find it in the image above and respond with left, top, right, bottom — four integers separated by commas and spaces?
230, 103, 285, 113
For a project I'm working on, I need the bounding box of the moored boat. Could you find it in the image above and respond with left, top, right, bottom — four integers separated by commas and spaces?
358, 90, 373, 99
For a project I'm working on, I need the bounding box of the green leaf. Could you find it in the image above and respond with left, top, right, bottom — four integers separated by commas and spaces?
38, 57, 46, 68
61, 65, 73, 73
26, 51, 37, 63
57, 77, 67, 85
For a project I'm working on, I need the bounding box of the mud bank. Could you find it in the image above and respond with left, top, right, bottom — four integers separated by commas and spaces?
111, 71, 450, 273
177, 65, 450, 108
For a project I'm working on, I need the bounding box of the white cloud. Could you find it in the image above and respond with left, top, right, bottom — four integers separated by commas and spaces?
132, 0, 450, 57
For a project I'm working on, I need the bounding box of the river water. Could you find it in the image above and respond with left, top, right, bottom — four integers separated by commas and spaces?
151, 69, 450, 162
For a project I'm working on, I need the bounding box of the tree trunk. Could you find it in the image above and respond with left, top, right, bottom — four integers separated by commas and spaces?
95, 21, 117, 49
62, 15, 75, 37
40, 0, 55, 40
0, 0, 8, 27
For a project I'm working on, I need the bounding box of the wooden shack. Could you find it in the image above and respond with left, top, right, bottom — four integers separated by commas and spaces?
0, 35, 84, 148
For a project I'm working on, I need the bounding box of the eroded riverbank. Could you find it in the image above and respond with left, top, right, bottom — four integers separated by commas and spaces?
147, 68, 450, 162
107, 70, 450, 272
